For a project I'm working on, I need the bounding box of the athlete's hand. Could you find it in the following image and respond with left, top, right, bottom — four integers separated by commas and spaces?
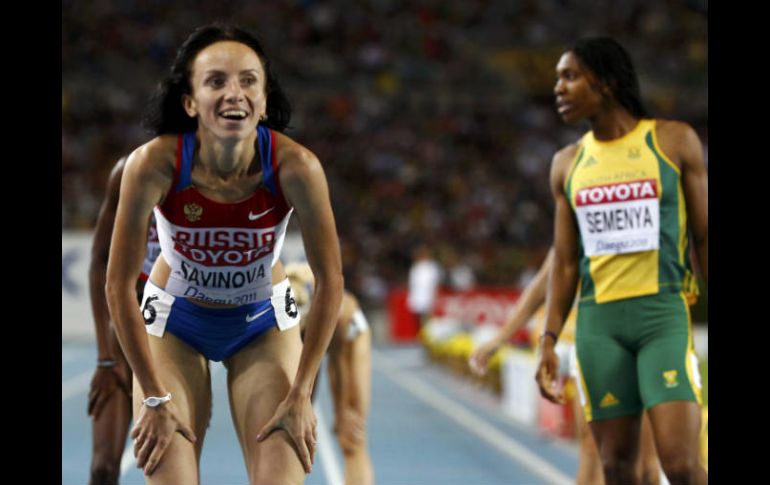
334, 408, 365, 453
469, 339, 500, 376
87, 366, 131, 419
536, 345, 564, 404
131, 401, 196, 476
257, 393, 318, 474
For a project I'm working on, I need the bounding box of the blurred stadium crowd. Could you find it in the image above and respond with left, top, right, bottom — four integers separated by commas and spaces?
62, 0, 707, 308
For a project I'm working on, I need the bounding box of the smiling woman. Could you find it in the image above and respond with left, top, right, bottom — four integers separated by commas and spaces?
105, 24, 343, 485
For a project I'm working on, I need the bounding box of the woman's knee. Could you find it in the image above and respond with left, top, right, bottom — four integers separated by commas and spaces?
658, 455, 700, 484
246, 432, 305, 485
602, 457, 638, 484
89, 462, 119, 485
636, 454, 660, 485
599, 443, 640, 483
251, 465, 305, 485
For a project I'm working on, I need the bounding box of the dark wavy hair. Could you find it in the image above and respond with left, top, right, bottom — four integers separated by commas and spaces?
570, 37, 650, 118
143, 23, 291, 135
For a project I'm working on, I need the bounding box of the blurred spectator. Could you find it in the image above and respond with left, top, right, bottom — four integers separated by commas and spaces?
407, 245, 443, 325
443, 247, 476, 291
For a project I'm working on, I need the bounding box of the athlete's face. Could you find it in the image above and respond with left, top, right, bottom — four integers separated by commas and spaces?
553, 51, 606, 124
183, 41, 267, 140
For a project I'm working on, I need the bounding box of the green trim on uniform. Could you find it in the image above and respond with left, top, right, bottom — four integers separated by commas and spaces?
577, 246, 595, 301
565, 146, 597, 301
564, 146, 585, 193
680, 292, 703, 406
645, 132, 686, 291
563, 146, 583, 204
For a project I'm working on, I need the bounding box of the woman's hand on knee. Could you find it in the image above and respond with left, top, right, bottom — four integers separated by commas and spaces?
256, 395, 318, 474
131, 401, 197, 476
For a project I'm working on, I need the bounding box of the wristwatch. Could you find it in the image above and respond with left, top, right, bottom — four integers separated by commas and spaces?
142, 392, 172, 407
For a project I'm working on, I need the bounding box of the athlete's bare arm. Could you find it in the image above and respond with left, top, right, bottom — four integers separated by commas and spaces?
105, 137, 197, 474
275, 135, 344, 397
107, 139, 175, 398
536, 144, 581, 404
257, 133, 344, 473
656, 120, 708, 284
90, 158, 126, 364
470, 249, 554, 375
545, 144, 581, 341
88, 157, 131, 417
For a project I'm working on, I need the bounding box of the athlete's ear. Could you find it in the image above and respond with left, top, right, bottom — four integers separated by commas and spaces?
182, 94, 197, 118
599, 76, 619, 100
585, 69, 609, 98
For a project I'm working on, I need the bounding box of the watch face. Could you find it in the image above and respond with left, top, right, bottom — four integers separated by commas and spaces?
143, 394, 170, 407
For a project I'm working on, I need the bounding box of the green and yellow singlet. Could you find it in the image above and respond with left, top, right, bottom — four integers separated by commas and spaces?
565, 119, 697, 304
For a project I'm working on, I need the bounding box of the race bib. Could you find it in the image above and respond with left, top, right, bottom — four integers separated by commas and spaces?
575, 179, 659, 257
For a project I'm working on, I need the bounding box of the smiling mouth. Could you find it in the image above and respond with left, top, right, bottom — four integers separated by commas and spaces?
220, 109, 249, 121
556, 102, 573, 114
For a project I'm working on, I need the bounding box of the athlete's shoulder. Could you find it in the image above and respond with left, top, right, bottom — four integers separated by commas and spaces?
655, 118, 698, 141
105, 155, 130, 192
111, 155, 129, 176
273, 132, 320, 170
653, 119, 702, 168
126, 135, 178, 178
121, 137, 178, 206
273, 132, 325, 191
550, 142, 581, 185
553, 142, 581, 166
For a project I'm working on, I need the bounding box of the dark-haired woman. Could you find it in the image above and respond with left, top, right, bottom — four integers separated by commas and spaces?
106, 24, 343, 484
535, 37, 707, 485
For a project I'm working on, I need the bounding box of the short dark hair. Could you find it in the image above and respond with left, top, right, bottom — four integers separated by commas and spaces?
570, 37, 650, 118
143, 23, 291, 135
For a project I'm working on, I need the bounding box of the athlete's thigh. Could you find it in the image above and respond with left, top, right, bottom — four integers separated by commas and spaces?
224, 325, 305, 483
131, 332, 212, 484
647, 400, 702, 466
637, 291, 702, 409
576, 300, 642, 422
589, 414, 643, 460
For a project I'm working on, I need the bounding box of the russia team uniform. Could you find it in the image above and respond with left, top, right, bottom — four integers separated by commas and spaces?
140, 125, 300, 361
565, 119, 702, 422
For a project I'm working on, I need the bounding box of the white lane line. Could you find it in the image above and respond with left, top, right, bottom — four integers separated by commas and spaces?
61, 349, 83, 365
373, 349, 573, 485
119, 444, 136, 476
314, 402, 344, 485
62, 370, 92, 401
